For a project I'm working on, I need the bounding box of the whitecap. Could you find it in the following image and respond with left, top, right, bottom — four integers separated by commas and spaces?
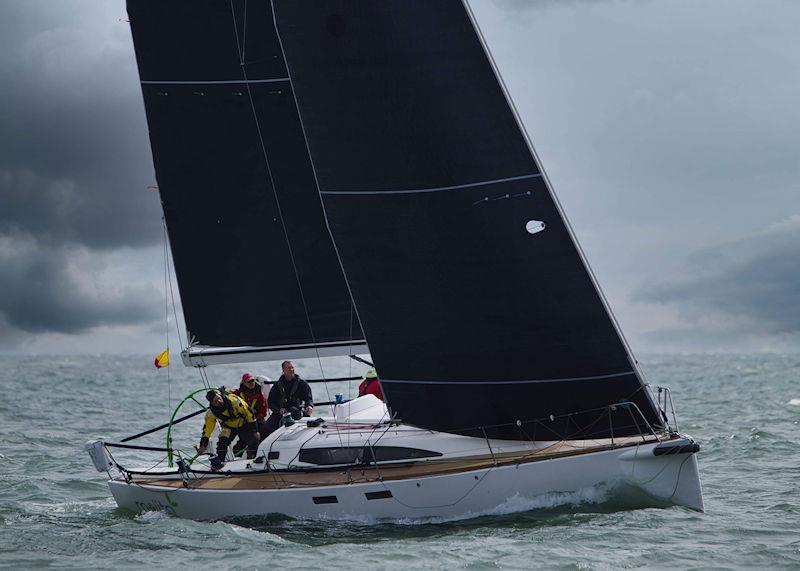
135, 509, 172, 523
220, 522, 289, 544
485, 485, 613, 516
788, 399, 800, 406
23, 498, 116, 516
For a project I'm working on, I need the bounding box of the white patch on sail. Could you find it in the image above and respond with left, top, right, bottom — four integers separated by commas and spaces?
526, 220, 545, 234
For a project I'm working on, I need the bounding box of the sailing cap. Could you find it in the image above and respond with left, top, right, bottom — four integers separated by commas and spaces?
365, 367, 378, 379
241, 373, 255, 383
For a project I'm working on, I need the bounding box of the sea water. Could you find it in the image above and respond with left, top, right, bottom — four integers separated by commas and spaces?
0, 354, 798, 569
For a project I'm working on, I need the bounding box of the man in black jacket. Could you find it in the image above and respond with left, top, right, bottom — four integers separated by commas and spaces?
262, 360, 314, 437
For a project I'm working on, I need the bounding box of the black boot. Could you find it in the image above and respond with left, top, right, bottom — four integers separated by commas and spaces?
212, 436, 230, 470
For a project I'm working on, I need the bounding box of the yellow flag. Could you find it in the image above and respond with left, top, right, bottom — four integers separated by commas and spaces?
154, 349, 170, 369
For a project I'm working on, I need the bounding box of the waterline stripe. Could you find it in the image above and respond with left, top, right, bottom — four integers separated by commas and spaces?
141, 78, 290, 85
320, 173, 542, 196
381, 371, 637, 385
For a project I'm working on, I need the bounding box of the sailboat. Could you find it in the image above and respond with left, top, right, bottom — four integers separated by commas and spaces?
86, 0, 704, 519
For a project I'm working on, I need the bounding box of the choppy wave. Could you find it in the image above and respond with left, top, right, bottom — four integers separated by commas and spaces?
1, 353, 799, 568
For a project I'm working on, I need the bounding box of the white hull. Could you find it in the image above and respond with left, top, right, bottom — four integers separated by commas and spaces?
95, 397, 703, 521
107, 438, 703, 521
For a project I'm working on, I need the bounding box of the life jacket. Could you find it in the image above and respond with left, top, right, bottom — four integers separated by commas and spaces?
233, 382, 267, 419
277, 377, 300, 408
206, 393, 253, 427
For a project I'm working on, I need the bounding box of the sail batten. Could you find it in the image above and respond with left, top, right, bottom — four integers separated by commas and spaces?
381, 372, 638, 385
319, 174, 543, 196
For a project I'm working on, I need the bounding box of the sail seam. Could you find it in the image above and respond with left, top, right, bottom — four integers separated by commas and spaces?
320, 173, 541, 196
381, 371, 637, 385
140, 78, 290, 85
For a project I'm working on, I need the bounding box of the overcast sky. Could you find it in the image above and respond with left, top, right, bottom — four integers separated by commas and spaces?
0, 0, 797, 356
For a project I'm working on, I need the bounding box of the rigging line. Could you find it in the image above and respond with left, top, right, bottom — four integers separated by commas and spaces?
624, 382, 663, 429
270, 0, 370, 398
358, 410, 394, 486
669, 455, 693, 498
198, 366, 211, 390
347, 306, 355, 448
368, 410, 396, 449
241, 0, 248, 63
162, 218, 185, 351
162, 218, 172, 411
228, 2, 340, 444
283, 429, 320, 470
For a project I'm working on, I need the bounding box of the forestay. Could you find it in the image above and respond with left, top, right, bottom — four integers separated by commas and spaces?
271, 0, 663, 439
127, 0, 366, 364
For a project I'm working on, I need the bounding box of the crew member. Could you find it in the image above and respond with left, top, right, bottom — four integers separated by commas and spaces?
262, 361, 313, 437
232, 372, 268, 445
358, 367, 384, 401
197, 388, 260, 470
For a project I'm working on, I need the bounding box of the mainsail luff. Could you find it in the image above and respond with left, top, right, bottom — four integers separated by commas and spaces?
127, 0, 365, 360
271, 0, 663, 439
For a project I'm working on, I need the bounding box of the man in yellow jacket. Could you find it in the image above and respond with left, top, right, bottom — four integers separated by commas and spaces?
197, 388, 261, 470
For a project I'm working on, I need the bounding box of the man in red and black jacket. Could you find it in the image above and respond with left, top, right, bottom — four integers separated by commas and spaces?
232, 373, 268, 445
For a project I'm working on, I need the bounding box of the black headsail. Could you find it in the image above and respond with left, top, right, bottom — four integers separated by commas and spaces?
127, 1, 366, 365
271, 0, 663, 439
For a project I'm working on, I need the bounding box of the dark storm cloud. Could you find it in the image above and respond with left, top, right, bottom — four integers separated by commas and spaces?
0, 2, 165, 340
0, 3, 161, 250
0, 240, 160, 334
634, 217, 800, 335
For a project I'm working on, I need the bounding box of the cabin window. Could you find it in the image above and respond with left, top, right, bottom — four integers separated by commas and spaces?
299, 446, 442, 466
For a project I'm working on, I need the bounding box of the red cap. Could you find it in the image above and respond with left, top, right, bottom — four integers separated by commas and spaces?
241, 373, 255, 383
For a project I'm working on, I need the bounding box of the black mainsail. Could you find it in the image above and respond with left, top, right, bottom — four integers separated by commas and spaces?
271, 0, 663, 439
127, 1, 366, 365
